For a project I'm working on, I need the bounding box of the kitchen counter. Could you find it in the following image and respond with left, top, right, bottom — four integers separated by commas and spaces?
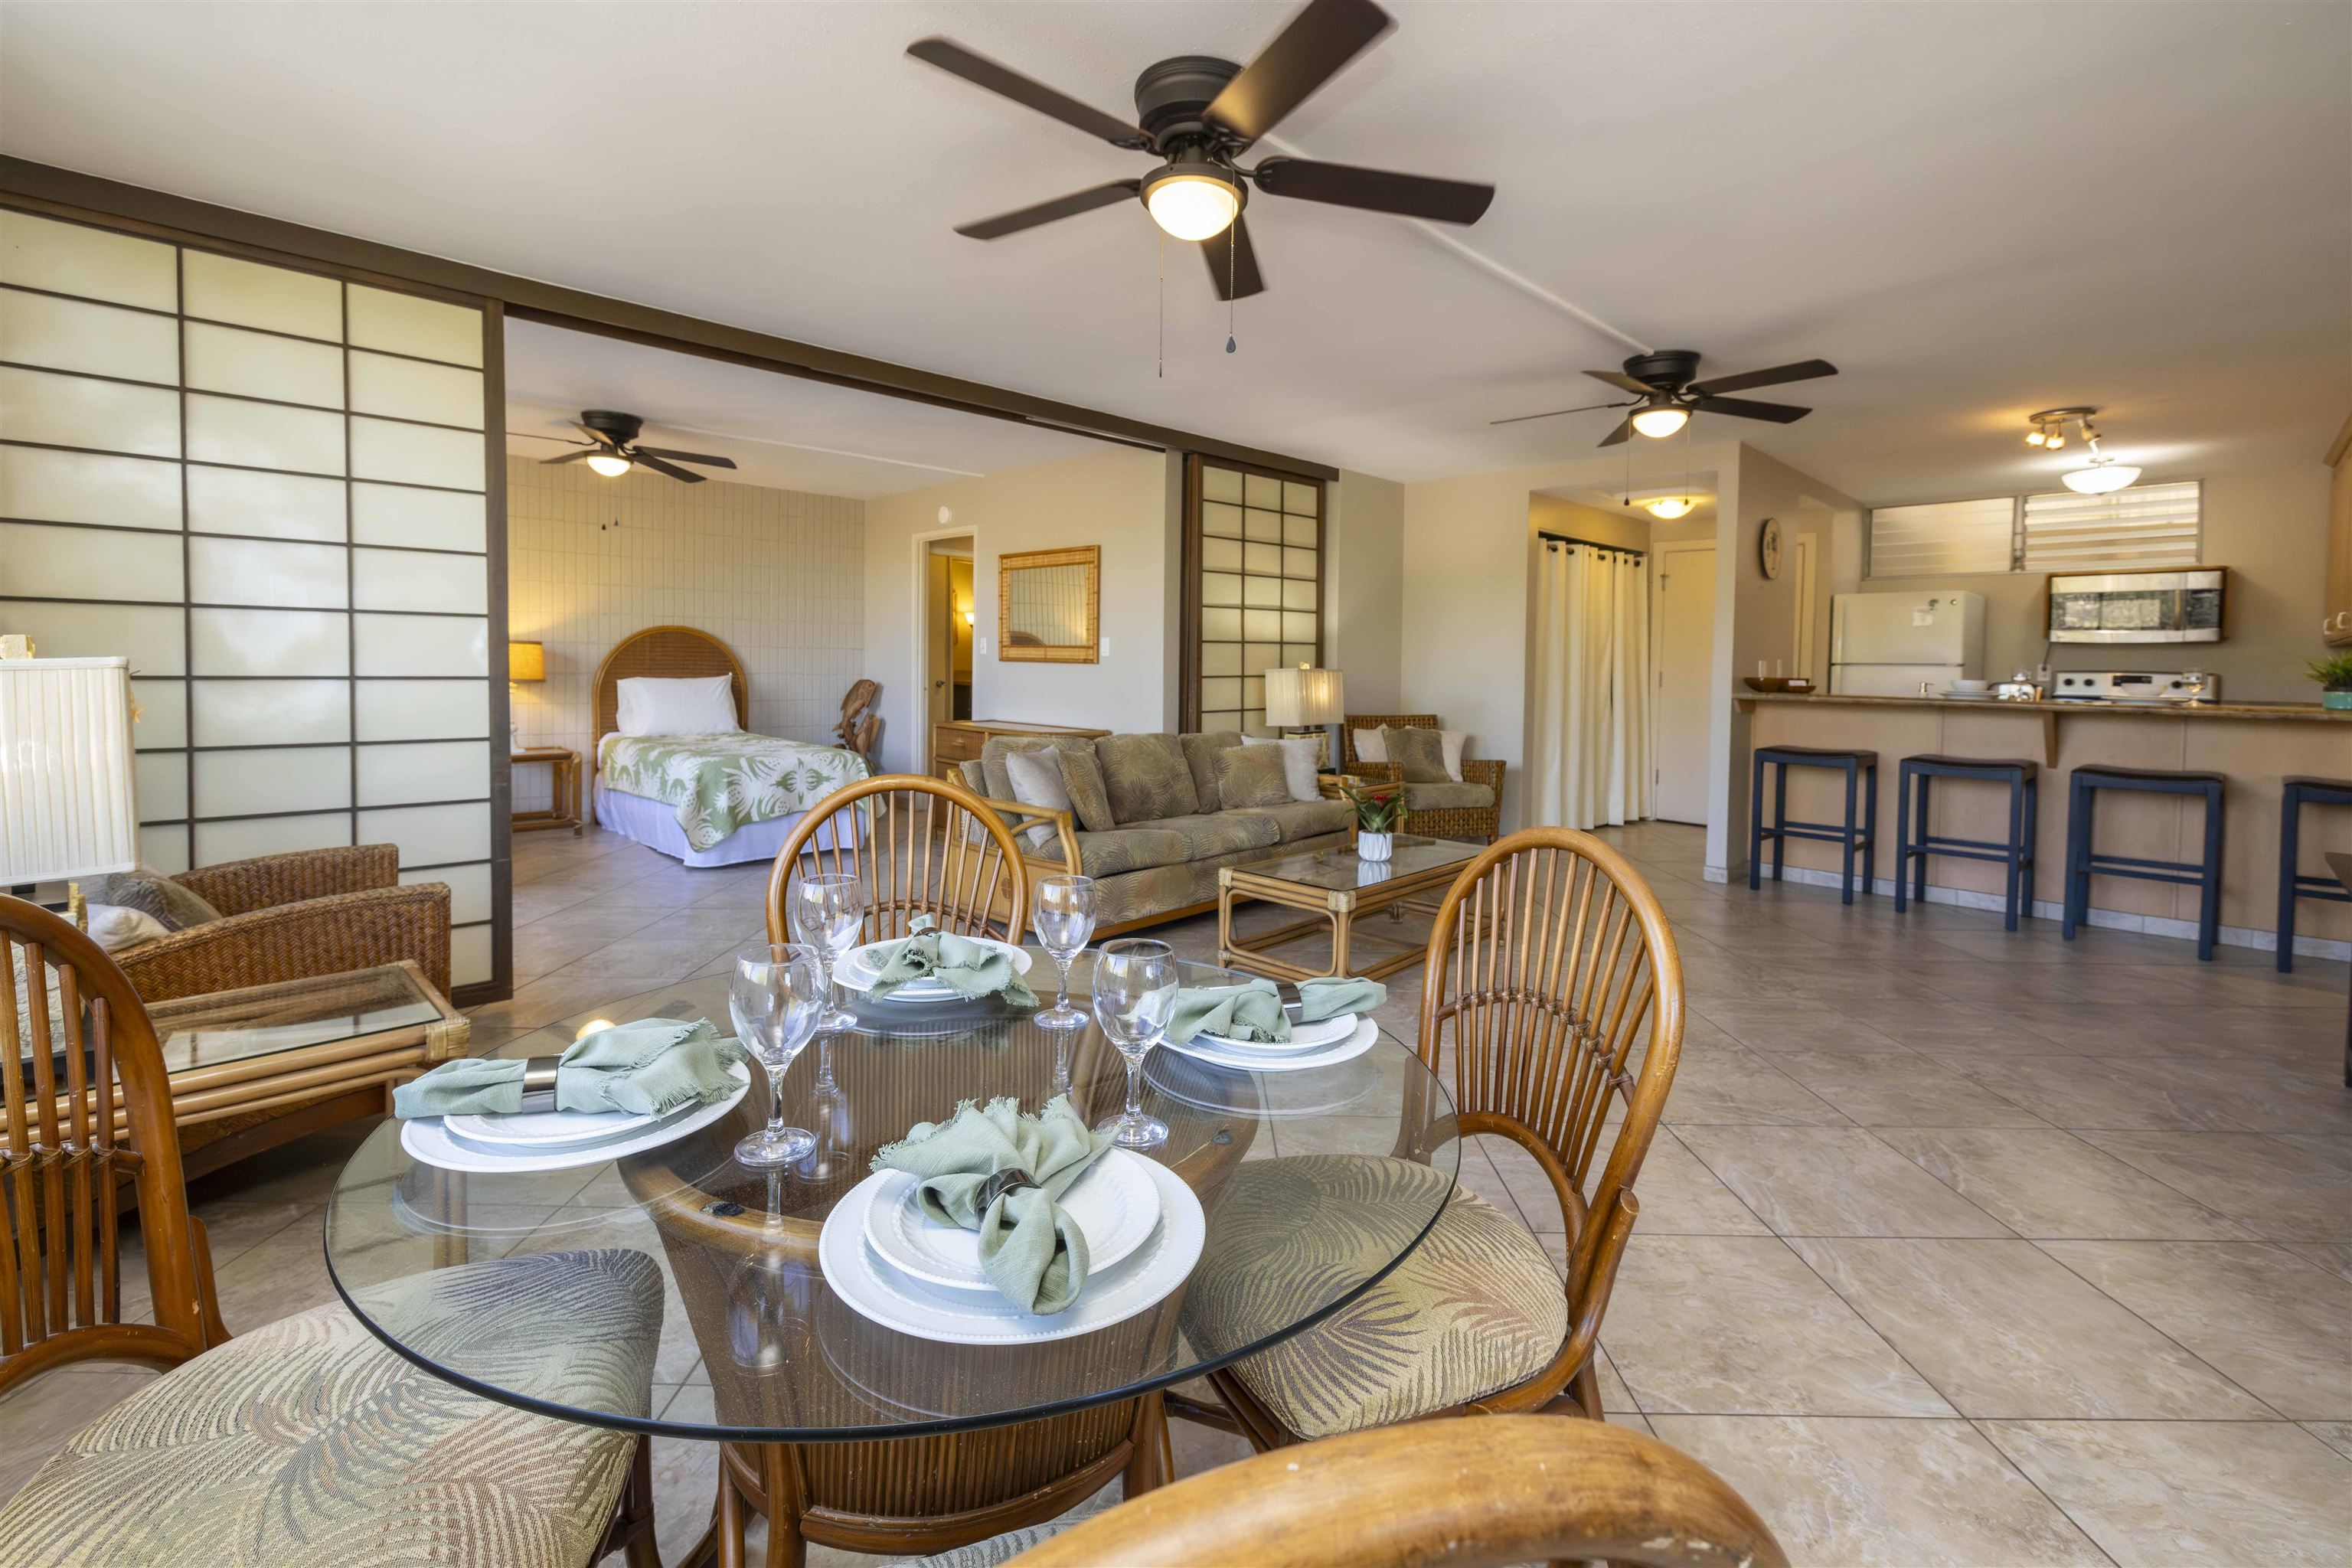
1739, 691, 2348, 724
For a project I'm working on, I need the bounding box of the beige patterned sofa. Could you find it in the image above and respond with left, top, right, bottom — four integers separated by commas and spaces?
957, 731, 1353, 933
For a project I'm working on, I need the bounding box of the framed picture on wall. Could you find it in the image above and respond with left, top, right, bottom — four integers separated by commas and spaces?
998, 546, 1100, 663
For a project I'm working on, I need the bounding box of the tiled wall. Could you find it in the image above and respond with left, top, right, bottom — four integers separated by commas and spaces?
505, 456, 864, 807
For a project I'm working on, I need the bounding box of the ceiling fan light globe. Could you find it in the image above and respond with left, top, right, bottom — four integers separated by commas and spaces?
1645, 497, 1697, 520
1630, 406, 1690, 439
1143, 169, 1240, 241
586, 453, 633, 479
2062, 462, 2140, 495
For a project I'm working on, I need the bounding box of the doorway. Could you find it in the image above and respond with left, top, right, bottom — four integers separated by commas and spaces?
1792, 532, 1819, 680
925, 537, 975, 746
1651, 541, 1716, 825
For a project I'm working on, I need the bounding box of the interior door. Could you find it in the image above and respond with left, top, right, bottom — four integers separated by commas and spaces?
926, 552, 952, 729
1652, 546, 1715, 825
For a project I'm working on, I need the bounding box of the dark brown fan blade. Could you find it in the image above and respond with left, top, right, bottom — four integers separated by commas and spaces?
539, 447, 597, 466
1690, 394, 1811, 423
633, 447, 738, 469
1597, 415, 1635, 448
1251, 158, 1492, 224
1489, 400, 1633, 427
1583, 370, 1654, 396
1203, 217, 1266, 300
631, 452, 705, 483
907, 38, 1152, 149
1686, 358, 1838, 397
956, 181, 1142, 240
1205, 0, 1393, 143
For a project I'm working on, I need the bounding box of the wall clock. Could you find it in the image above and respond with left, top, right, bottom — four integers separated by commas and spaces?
1758, 516, 1783, 580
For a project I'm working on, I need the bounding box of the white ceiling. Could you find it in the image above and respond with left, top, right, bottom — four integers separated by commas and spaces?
505, 318, 1100, 498
6, 2, 2347, 504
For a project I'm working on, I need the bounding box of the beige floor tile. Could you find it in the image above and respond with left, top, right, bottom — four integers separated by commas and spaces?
1770, 1051, 2047, 1128
1490, 1125, 1767, 1236
1871, 1126, 2256, 1240
2080, 1132, 2352, 1243
1648, 1414, 2109, 1567
1694, 1001, 1904, 1054
2304, 1421, 2352, 1461
1674, 1125, 2011, 1237
2037, 1240, 2352, 1420
206, 1215, 344, 1331
1983, 1419, 2352, 1566
2141, 1055, 2352, 1135
1601, 1235, 1952, 1417
1787, 1237, 2273, 1419
1657, 1047, 1851, 1126
2287, 1242, 2352, 1283
1939, 1054, 2249, 1132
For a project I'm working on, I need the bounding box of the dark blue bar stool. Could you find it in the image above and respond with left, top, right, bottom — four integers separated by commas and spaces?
1749, 746, 1877, 904
2063, 765, 2224, 960
1896, 755, 2039, 930
2277, 776, 2352, 972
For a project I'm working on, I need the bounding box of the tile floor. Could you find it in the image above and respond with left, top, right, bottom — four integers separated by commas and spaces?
6, 818, 2348, 1566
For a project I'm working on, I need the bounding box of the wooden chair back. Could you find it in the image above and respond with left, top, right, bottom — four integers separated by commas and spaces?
1, 896, 217, 1393
590, 625, 750, 755
768, 773, 1031, 946
1416, 828, 1684, 1409
1008, 1416, 1785, 1568
1340, 713, 1439, 770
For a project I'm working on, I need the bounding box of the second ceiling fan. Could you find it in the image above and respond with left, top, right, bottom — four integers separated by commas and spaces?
1495, 351, 1839, 446
910, 0, 1495, 300
540, 410, 738, 484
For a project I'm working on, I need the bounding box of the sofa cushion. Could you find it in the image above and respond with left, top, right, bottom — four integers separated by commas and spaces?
1057, 746, 1118, 831
1179, 732, 1244, 808
1213, 744, 1293, 810
1383, 725, 1452, 784
91, 869, 220, 933
1230, 799, 1352, 844
1157, 811, 1280, 861
1072, 826, 1194, 877
1405, 782, 1496, 812
979, 733, 1093, 804
1093, 733, 1199, 823
1003, 747, 1073, 851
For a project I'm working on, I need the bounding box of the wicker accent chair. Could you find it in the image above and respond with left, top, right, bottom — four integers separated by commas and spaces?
0, 894, 665, 1568
1183, 828, 1684, 1449
1341, 714, 1504, 841
113, 844, 451, 1004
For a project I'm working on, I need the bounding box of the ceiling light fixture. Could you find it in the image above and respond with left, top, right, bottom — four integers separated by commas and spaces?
1645, 497, 1697, 520
1630, 403, 1690, 439
2063, 423, 2141, 494
2026, 406, 2099, 456
1142, 162, 1242, 242
585, 452, 633, 479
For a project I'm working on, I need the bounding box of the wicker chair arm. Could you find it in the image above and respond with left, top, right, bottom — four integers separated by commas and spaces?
173, 844, 401, 916
116, 882, 452, 1003
1462, 757, 1506, 791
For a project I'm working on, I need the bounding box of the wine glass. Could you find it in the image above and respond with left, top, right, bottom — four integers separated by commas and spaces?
727, 942, 826, 1167
1090, 938, 1177, 1149
1031, 874, 1098, 1031
790, 873, 867, 1034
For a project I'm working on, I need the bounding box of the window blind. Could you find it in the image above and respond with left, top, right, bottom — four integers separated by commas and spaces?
2021, 482, 2201, 572
1866, 497, 2017, 577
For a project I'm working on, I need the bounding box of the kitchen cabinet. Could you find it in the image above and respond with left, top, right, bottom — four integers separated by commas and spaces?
2328, 410, 2352, 646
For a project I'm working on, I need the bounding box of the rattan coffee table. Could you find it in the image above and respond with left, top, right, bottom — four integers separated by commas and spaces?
1217, 836, 1484, 982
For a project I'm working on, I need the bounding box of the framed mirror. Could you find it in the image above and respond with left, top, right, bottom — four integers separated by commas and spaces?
998, 546, 1100, 664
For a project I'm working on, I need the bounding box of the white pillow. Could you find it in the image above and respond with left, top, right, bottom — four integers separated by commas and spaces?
85, 903, 169, 953
616, 675, 740, 737
1440, 730, 1467, 783
1353, 728, 1387, 764
1243, 734, 1325, 802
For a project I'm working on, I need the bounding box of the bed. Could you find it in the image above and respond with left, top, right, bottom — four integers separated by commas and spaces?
590, 626, 867, 867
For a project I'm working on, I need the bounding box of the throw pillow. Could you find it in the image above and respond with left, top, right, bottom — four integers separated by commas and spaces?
85, 903, 170, 953
1179, 732, 1245, 808
1214, 743, 1295, 810
980, 735, 1058, 804
1383, 725, 1451, 784
616, 675, 740, 737
11, 943, 72, 1061
91, 870, 221, 933
1093, 733, 1199, 823
1246, 734, 1324, 802
1003, 748, 1073, 851
1057, 746, 1119, 833
1440, 730, 1468, 782
1353, 727, 1387, 765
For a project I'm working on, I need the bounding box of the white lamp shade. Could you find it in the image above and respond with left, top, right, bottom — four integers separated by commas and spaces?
0, 657, 141, 884
1263, 666, 1345, 727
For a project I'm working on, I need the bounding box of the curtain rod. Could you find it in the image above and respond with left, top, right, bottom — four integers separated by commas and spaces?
1539, 531, 1647, 557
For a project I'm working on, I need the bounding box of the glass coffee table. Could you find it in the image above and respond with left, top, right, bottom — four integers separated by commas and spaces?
1217, 836, 1485, 983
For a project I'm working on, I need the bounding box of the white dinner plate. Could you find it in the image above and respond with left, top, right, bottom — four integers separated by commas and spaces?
444, 1104, 668, 1148
819, 1158, 1204, 1344
400, 1063, 751, 1174
1193, 1012, 1357, 1057
1158, 1018, 1378, 1074
862, 1148, 1161, 1292
836, 936, 1033, 1000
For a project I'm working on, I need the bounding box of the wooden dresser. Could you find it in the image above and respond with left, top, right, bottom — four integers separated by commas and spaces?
931, 718, 1110, 781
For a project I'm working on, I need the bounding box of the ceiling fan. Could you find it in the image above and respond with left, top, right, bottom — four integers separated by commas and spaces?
1494, 351, 1839, 446
538, 410, 739, 483
908, 0, 1494, 301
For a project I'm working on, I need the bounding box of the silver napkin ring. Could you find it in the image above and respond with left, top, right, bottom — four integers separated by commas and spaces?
975, 1168, 1039, 1207
517, 1056, 563, 1112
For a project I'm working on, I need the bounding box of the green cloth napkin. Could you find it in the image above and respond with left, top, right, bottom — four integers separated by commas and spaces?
871, 1094, 1116, 1314
867, 916, 1038, 1006
1168, 975, 1387, 1045
1296, 975, 1385, 1022
391, 1018, 748, 1120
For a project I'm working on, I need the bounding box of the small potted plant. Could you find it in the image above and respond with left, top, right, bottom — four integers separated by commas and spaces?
1343, 780, 1406, 861
2311, 652, 2352, 711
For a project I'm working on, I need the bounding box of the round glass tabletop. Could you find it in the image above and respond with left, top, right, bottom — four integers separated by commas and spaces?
324, 949, 1458, 1443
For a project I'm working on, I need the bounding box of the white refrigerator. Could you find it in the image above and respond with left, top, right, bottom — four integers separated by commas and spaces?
1829, 591, 1987, 696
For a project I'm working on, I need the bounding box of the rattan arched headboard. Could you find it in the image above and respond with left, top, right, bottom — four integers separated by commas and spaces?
592, 626, 750, 749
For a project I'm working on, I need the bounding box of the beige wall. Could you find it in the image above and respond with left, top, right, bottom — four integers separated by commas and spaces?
1530, 492, 1651, 550
1328, 469, 1406, 715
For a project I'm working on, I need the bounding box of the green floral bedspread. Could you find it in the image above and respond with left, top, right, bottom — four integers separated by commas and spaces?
599, 733, 868, 851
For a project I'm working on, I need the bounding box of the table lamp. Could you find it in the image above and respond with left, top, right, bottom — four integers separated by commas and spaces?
1263, 664, 1345, 769
0, 655, 141, 924
508, 641, 545, 747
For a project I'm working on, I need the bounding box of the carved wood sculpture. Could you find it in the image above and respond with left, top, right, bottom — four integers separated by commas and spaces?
837, 679, 882, 767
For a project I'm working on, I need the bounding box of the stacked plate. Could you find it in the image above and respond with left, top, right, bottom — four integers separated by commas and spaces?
835, 936, 1034, 1004
818, 1148, 1205, 1344
1159, 1011, 1378, 1073
398, 1063, 752, 1174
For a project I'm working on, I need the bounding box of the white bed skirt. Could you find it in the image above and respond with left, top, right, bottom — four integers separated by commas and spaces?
595, 786, 861, 868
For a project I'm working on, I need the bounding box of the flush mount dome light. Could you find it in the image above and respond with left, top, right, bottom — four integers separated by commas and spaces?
1645, 496, 1697, 519
585, 452, 633, 478
1142, 161, 1243, 242
1630, 402, 1690, 439
2063, 459, 2141, 495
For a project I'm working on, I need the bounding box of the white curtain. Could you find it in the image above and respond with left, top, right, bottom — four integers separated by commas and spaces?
1527, 541, 1654, 830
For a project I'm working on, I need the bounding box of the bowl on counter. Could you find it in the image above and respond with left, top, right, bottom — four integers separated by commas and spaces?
1949, 678, 1991, 694
1743, 676, 1790, 693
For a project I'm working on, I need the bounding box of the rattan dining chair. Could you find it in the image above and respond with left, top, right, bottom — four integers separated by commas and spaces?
1181, 828, 1684, 1448
0, 893, 665, 1568
768, 773, 1035, 946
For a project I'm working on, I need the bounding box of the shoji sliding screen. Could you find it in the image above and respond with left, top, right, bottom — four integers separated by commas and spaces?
1181, 456, 1325, 735
0, 207, 503, 998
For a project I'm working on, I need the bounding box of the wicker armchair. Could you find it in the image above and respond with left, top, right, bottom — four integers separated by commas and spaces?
115, 845, 452, 1003
1340, 714, 1505, 841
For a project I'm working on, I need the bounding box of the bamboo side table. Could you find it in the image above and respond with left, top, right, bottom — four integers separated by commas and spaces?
512, 745, 584, 835
1218, 837, 1483, 983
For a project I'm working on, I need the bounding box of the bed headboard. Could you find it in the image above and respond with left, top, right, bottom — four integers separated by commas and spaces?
591, 626, 749, 749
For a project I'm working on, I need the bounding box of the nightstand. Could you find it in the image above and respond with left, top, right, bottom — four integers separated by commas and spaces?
512, 746, 583, 835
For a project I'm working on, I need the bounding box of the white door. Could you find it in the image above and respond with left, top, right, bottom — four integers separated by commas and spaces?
1651, 546, 1714, 824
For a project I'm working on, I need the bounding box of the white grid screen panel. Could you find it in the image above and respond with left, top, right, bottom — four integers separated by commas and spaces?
2021, 482, 2201, 572
1194, 463, 1322, 737
0, 207, 496, 990
1867, 496, 2017, 578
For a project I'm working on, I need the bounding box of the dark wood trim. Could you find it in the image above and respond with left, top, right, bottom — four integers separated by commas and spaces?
0, 158, 1338, 482
1178, 455, 1328, 732
482, 299, 514, 1004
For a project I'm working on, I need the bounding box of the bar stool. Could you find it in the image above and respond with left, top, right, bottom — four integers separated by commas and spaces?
1896, 755, 2039, 930
1749, 745, 1878, 904
2063, 765, 2224, 960
2277, 776, 2352, 972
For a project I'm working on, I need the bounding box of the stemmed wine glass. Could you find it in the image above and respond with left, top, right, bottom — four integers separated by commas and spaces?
1091, 938, 1177, 1149
790, 874, 867, 1034
727, 942, 826, 1167
1031, 874, 1098, 1031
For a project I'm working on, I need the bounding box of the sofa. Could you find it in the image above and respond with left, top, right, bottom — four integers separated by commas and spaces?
956, 731, 1354, 933
1339, 713, 1504, 842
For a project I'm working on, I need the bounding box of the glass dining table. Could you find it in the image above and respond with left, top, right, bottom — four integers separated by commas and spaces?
322, 949, 1459, 1462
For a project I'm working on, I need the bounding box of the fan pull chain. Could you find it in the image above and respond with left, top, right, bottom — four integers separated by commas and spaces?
1226, 224, 1238, 354
1157, 232, 1166, 380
